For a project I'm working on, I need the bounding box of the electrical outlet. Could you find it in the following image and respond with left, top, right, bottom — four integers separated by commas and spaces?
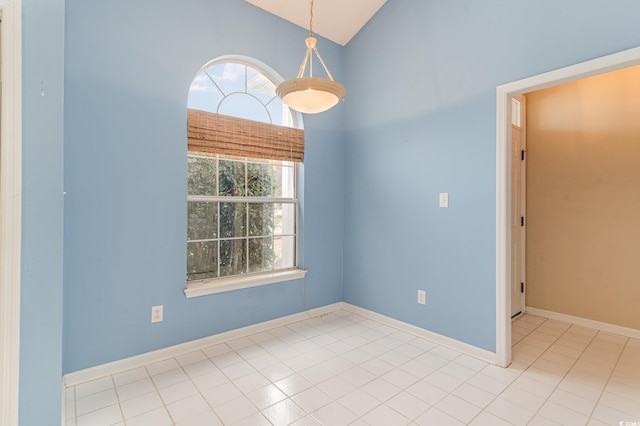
151, 305, 163, 323
417, 290, 426, 305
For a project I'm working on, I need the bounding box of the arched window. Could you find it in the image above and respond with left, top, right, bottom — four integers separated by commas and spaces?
188, 61, 299, 128
185, 58, 306, 297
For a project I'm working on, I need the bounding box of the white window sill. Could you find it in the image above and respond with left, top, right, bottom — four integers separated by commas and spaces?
184, 268, 307, 299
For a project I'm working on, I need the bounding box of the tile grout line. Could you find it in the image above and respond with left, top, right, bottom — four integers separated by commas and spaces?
287, 312, 401, 422
352, 324, 473, 423
464, 315, 551, 425
71, 377, 122, 424
285, 312, 447, 423
524, 322, 604, 424
472, 316, 601, 424
291, 312, 396, 424
585, 332, 630, 421
208, 347, 271, 425
108, 375, 126, 426
145, 361, 179, 426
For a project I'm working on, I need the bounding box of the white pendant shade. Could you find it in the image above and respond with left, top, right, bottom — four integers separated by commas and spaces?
276, 77, 346, 114
277, 1, 346, 114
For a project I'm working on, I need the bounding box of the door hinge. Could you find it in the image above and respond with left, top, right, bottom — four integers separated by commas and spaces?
521, 282, 524, 293
521, 216, 524, 226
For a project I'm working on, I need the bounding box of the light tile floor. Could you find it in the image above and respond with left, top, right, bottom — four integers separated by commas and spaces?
66, 311, 640, 425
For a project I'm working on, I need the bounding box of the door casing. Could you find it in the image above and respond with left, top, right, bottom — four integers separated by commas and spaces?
0, 0, 22, 424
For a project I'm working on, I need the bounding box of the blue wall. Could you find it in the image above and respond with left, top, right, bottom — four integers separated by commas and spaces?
343, 0, 640, 352
23, 0, 640, 422
62, 0, 345, 373
19, 0, 65, 424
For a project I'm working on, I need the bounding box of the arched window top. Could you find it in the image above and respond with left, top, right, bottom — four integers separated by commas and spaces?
188, 58, 301, 129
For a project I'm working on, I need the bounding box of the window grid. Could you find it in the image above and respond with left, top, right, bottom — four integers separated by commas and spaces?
187, 154, 297, 282
189, 60, 299, 129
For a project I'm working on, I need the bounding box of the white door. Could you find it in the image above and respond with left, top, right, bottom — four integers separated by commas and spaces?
511, 96, 526, 318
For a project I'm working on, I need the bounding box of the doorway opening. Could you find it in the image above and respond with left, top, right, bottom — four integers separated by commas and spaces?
495, 46, 640, 367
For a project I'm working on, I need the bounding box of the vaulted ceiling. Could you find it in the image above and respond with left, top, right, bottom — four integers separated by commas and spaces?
246, 0, 387, 46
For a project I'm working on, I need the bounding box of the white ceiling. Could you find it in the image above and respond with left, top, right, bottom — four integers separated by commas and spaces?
246, 0, 387, 46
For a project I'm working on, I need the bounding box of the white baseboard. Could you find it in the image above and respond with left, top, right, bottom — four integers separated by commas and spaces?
63, 303, 342, 387
64, 301, 500, 388
342, 303, 497, 365
526, 306, 640, 340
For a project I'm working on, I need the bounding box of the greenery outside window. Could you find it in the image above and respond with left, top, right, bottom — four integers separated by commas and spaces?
187, 154, 296, 280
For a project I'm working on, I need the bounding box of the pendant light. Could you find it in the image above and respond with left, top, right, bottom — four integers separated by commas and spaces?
276, 0, 346, 114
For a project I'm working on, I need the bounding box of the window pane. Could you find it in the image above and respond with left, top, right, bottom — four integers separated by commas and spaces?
249, 237, 274, 273
265, 163, 292, 193
220, 202, 247, 239
274, 236, 295, 269
247, 163, 276, 197
248, 203, 274, 237
284, 164, 295, 198
266, 101, 291, 128
187, 241, 218, 281
220, 239, 247, 276
187, 72, 224, 113
219, 160, 246, 196
218, 93, 270, 124
206, 63, 245, 96
188, 155, 217, 196
275, 203, 295, 236
187, 201, 217, 240
269, 164, 283, 197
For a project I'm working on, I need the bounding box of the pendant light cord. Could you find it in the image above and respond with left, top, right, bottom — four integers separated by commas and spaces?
309, 0, 314, 36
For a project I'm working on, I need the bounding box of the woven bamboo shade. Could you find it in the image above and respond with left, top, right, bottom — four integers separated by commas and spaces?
188, 109, 304, 163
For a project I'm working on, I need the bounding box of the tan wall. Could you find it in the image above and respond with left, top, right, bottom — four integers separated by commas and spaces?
526, 65, 640, 330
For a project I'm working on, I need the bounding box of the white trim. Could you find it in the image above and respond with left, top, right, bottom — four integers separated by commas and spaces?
526, 307, 640, 340
495, 45, 640, 369
342, 304, 497, 365
63, 302, 341, 386
0, 1, 22, 425
61, 380, 66, 426
188, 195, 297, 204
184, 268, 307, 298
495, 85, 511, 368
64, 301, 502, 388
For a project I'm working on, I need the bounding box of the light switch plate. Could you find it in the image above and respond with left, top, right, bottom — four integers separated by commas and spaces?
439, 193, 449, 208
